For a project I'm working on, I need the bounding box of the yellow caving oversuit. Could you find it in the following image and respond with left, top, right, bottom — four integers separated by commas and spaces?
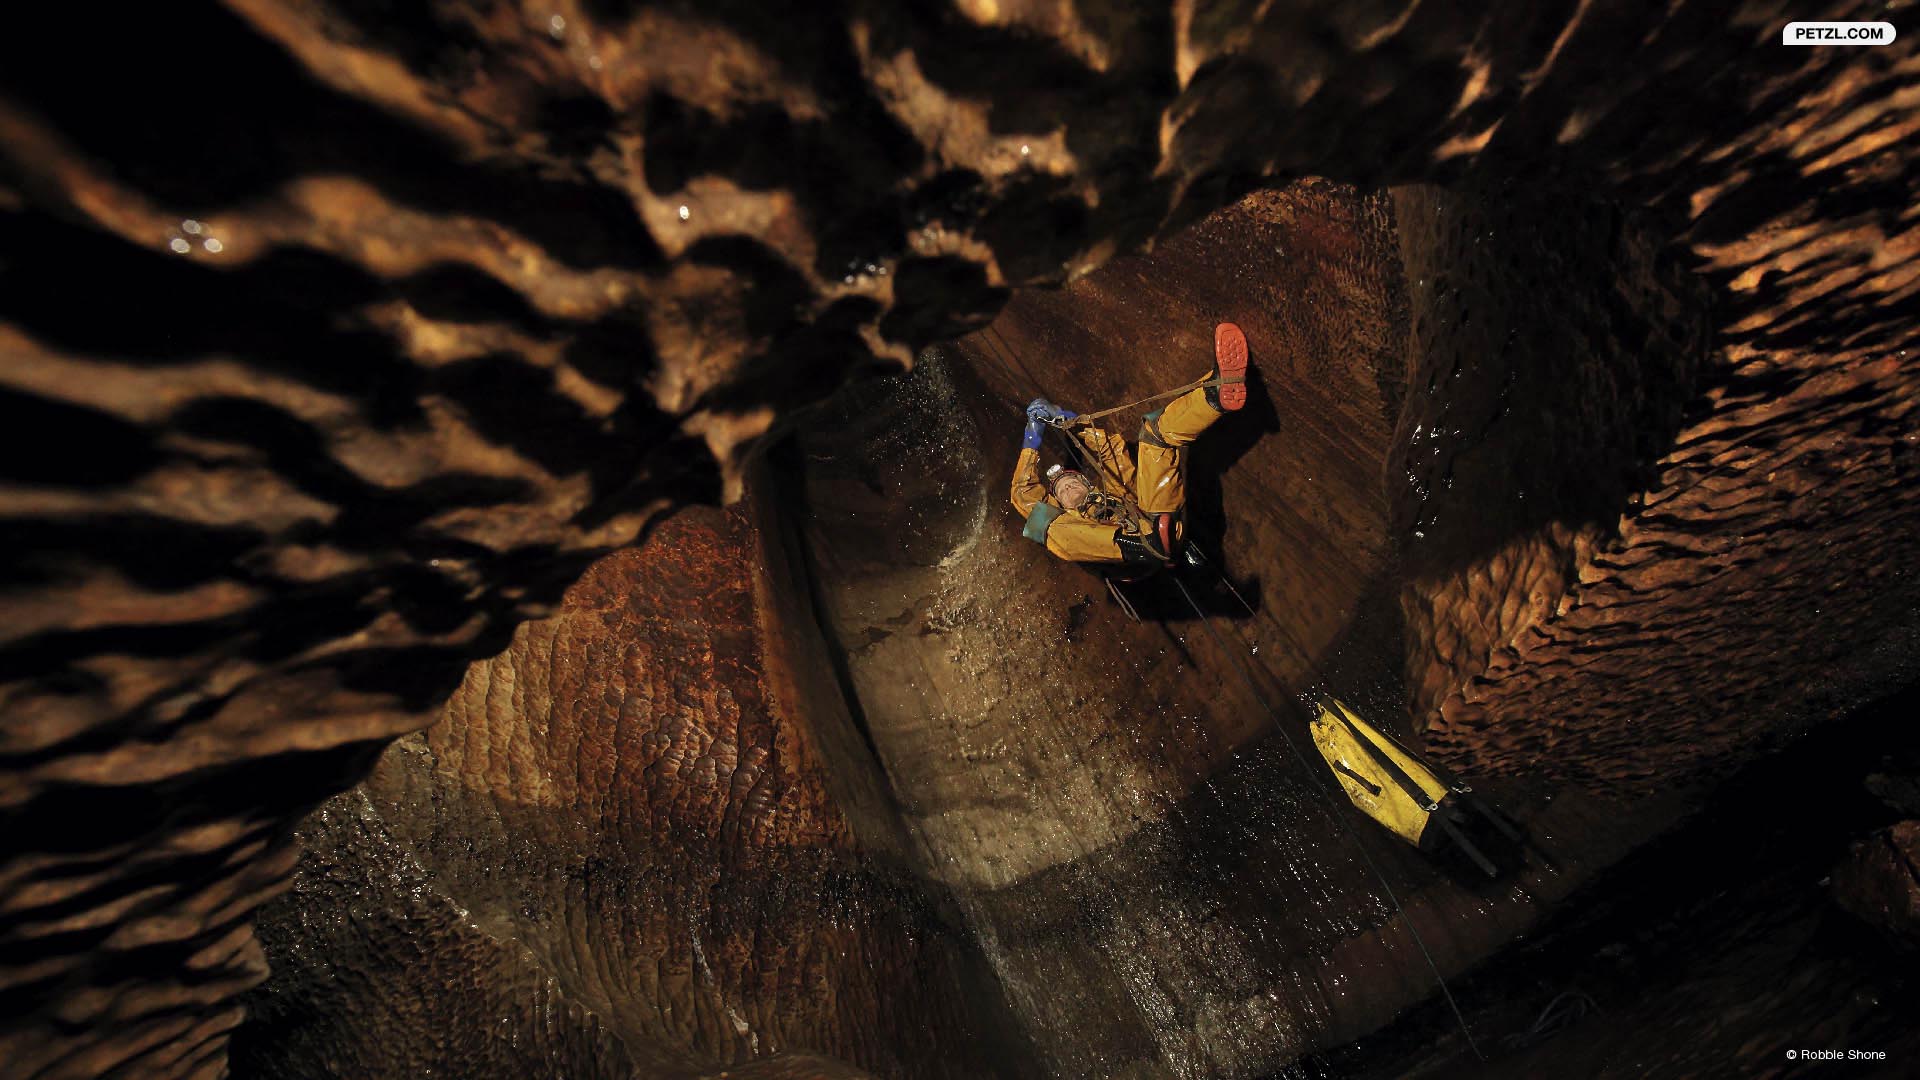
1010, 383, 1226, 566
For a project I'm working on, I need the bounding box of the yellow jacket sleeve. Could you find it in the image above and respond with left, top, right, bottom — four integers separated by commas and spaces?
1046, 518, 1124, 563
1075, 425, 1136, 493
1010, 447, 1048, 518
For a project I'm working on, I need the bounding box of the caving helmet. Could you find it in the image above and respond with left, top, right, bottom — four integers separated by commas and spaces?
1045, 463, 1092, 511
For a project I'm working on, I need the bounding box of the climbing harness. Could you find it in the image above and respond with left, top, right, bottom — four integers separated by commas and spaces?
984, 321, 1224, 571
1077, 489, 1129, 526
977, 326, 1175, 591
1057, 426, 1159, 529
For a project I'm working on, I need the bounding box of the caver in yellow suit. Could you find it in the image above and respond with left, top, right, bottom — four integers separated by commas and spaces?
1010, 323, 1250, 566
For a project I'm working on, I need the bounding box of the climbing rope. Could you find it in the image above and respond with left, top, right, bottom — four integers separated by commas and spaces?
975, 325, 1159, 534
1167, 574, 1487, 1062
982, 322, 1237, 428
1058, 425, 1145, 517
974, 321, 1490, 1056
1065, 371, 1227, 425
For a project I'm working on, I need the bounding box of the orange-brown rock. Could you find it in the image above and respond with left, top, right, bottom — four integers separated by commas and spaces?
232, 504, 1022, 1078
1406, 169, 1920, 790
2, 1, 1917, 1077
809, 183, 1702, 1074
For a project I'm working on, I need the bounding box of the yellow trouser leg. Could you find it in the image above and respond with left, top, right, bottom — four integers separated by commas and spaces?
1134, 386, 1221, 515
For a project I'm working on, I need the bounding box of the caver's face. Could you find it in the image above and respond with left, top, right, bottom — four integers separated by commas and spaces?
1052, 472, 1090, 510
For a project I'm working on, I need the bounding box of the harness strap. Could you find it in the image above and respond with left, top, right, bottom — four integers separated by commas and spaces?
1058, 426, 1155, 534
1053, 415, 1175, 567
1063, 374, 1233, 425
1139, 412, 1172, 449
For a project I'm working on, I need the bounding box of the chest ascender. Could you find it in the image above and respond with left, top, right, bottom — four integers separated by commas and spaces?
1081, 492, 1160, 543
1079, 490, 1129, 526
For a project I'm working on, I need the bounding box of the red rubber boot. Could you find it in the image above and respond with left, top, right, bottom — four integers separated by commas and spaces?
1212, 322, 1249, 411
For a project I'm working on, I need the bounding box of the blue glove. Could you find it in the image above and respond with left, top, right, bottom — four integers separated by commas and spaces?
1025, 398, 1077, 425
1022, 418, 1044, 451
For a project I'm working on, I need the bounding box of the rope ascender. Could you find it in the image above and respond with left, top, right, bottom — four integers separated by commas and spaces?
972, 322, 1491, 1060
1042, 366, 1240, 536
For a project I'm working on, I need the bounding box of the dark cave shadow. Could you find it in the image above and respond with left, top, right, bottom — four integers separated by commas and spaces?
1421, 801, 1537, 889
1381, 175, 1718, 588
1186, 361, 1284, 580
1109, 566, 1264, 628
0, 3, 662, 269
1307, 678, 1920, 1078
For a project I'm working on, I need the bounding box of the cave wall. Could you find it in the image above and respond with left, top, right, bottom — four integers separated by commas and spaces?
232, 504, 1026, 1079
3, 1, 1918, 1076
787, 186, 1696, 1077
1390, 182, 1714, 740
1403, 166, 1920, 788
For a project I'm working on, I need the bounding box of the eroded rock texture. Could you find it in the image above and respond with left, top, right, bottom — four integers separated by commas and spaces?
2, 0, 1917, 1077
1403, 171, 1920, 789
789, 230, 1687, 1077
233, 505, 1025, 1078
1390, 182, 1714, 737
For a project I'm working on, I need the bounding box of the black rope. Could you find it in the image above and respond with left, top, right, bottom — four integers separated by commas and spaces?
1167, 574, 1486, 1062
987, 323, 1052, 400
978, 320, 1487, 1056
976, 325, 1148, 527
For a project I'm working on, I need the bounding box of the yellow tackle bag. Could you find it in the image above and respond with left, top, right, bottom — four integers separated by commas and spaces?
1310, 695, 1452, 846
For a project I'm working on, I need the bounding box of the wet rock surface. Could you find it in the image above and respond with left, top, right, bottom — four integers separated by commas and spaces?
1, 1, 1918, 1077
780, 184, 1784, 1076
1331, 684, 1920, 1078
1389, 181, 1715, 737
234, 506, 1024, 1078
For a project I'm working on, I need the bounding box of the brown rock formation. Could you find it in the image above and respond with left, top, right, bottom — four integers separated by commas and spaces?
231, 505, 1023, 1077
1833, 820, 1920, 949
1408, 163, 1920, 788
1, 1, 1917, 1077
788, 184, 1694, 1075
